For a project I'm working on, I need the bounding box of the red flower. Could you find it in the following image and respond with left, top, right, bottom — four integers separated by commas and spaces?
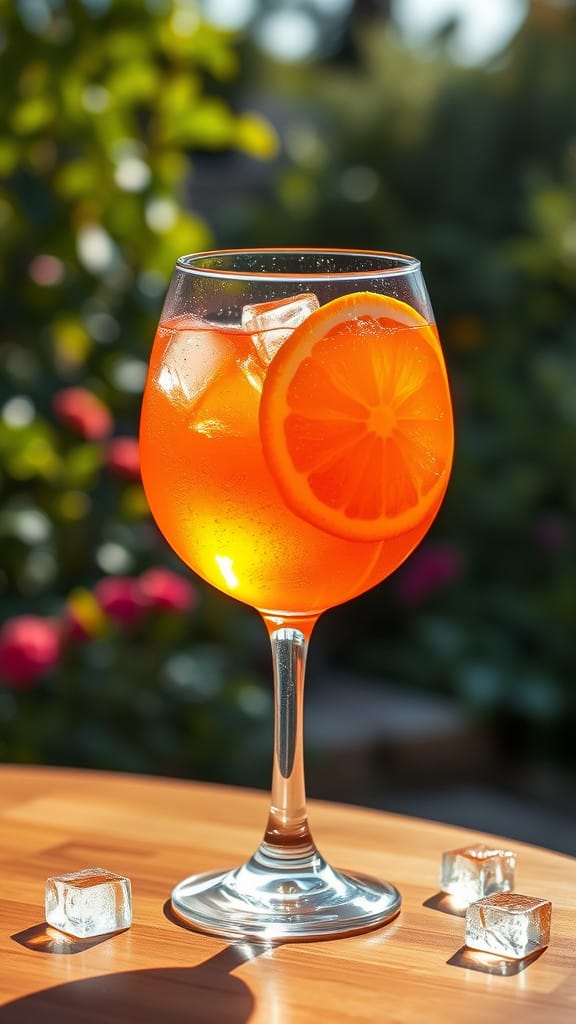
0, 615, 61, 687
396, 542, 463, 606
52, 387, 113, 441
139, 568, 197, 613
94, 576, 145, 627
105, 436, 141, 481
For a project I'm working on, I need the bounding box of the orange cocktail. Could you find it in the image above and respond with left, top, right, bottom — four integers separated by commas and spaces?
141, 294, 452, 616
139, 250, 453, 942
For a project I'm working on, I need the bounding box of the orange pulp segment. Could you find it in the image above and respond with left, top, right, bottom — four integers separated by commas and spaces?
259, 291, 453, 541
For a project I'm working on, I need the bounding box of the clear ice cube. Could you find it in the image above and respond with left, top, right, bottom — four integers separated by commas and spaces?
465, 891, 552, 959
238, 348, 266, 394
242, 292, 319, 363
157, 319, 236, 402
45, 867, 132, 938
441, 844, 515, 904
190, 350, 261, 438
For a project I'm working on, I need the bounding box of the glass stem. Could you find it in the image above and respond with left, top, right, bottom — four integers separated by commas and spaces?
258, 615, 319, 864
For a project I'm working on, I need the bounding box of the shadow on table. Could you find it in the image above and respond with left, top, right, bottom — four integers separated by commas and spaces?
0, 943, 257, 1023
11, 922, 116, 954
422, 892, 467, 918
447, 945, 545, 976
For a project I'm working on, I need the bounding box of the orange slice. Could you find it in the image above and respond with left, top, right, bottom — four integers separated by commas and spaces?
259, 291, 453, 541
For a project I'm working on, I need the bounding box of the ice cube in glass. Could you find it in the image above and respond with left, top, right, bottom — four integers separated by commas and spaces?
465, 891, 552, 959
157, 318, 236, 402
238, 348, 266, 394
45, 867, 132, 938
440, 844, 515, 904
242, 292, 319, 362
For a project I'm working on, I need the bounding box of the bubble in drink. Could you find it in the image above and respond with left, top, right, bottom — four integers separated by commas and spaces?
465, 891, 552, 959
157, 318, 236, 402
45, 867, 132, 938
440, 844, 515, 905
242, 293, 319, 363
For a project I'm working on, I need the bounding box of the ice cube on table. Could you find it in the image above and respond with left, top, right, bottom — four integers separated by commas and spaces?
157, 318, 236, 402
45, 867, 132, 938
242, 293, 319, 363
465, 891, 552, 959
441, 844, 515, 904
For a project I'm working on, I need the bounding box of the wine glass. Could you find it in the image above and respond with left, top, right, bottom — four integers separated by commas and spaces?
139, 249, 454, 941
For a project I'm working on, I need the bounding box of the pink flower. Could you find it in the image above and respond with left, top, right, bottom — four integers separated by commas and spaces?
139, 568, 197, 613
0, 615, 61, 687
52, 387, 113, 441
396, 542, 463, 606
105, 436, 141, 481
94, 576, 145, 628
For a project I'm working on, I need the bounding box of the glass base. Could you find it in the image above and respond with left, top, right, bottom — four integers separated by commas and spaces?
171, 851, 401, 942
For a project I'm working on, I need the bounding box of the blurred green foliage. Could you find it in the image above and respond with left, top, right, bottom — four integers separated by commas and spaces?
1, 0, 575, 781
0, 0, 276, 780
229, 2, 576, 767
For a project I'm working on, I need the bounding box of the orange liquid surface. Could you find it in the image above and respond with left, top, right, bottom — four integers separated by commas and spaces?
140, 316, 451, 615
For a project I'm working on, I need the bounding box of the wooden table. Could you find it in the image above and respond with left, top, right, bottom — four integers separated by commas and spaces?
0, 765, 574, 1023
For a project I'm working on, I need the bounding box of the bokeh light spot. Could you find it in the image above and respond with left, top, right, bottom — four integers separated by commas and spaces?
81, 84, 110, 113
255, 10, 319, 62
145, 197, 178, 233
114, 156, 151, 193
28, 254, 65, 286
339, 165, 379, 203
2, 396, 35, 428
96, 541, 134, 574
111, 357, 148, 394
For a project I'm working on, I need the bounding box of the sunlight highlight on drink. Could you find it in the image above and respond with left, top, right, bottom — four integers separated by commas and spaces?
215, 555, 239, 591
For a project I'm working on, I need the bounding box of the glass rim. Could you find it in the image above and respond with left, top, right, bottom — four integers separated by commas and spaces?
174, 248, 421, 282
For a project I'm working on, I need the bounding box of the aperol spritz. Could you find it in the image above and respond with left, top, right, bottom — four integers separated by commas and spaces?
140, 249, 453, 940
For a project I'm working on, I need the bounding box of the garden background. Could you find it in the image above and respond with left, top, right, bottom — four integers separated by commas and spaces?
1, 0, 575, 852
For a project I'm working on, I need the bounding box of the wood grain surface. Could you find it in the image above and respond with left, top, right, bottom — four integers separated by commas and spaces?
0, 764, 574, 1023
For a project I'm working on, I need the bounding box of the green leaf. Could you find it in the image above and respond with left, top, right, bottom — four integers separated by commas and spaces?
235, 112, 279, 160
63, 443, 103, 488
11, 96, 56, 135
0, 138, 21, 175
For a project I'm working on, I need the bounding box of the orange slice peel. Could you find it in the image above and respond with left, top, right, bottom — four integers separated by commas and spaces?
259, 291, 453, 541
